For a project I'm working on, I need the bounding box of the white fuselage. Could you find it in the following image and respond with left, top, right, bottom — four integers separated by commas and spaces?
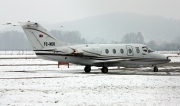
35, 44, 170, 67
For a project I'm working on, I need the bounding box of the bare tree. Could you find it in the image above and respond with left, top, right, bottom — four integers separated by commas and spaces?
121, 32, 145, 44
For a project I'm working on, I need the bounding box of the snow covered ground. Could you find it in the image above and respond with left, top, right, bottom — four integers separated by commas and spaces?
1, 72, 180, 106
0, 58, 180, 105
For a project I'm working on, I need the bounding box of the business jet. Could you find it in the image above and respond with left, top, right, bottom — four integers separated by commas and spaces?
19, 22, 170, 73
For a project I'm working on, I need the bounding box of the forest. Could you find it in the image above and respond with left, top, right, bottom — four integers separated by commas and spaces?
0, 30, 86, 51
0, 30, 179, 51
120, 32, 180, 51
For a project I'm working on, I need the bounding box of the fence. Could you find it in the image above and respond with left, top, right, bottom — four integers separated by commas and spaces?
0, 50, 35, 55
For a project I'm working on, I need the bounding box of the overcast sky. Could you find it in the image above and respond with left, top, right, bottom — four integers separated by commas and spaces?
0, 0, 180, 24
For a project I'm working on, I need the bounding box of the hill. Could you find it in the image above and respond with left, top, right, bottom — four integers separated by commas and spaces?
47, 13, 180, 43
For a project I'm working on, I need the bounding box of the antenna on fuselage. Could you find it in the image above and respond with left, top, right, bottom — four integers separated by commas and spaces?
178, 46, 180, 56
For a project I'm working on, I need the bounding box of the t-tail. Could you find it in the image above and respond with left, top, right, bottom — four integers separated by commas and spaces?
20, 22, 65, 50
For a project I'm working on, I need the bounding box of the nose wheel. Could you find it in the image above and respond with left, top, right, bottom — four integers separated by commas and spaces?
84, 66, 91, 73
153, 66, 158, 72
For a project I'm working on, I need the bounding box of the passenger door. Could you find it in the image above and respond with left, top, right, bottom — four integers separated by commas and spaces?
126, 45, 134, 56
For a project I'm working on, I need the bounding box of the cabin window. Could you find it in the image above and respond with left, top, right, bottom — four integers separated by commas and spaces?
105, 49, 109, 54
136, 48, 140, 53
113, 49, 116, 54
120, 49, 124, 54
128, 49, 132, 53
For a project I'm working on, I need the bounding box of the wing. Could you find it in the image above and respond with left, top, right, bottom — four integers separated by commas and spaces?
94, 59, 130, 63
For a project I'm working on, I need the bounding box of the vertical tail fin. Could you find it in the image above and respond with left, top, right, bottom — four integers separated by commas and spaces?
20, 22, 64, 50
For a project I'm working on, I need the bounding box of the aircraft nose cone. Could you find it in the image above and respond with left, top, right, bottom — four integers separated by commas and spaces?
166, 56, 171, 62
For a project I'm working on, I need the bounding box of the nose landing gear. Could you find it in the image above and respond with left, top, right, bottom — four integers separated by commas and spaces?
153, 66, 158, 72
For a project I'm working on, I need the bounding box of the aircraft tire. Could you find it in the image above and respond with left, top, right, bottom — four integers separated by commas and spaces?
101, 67, 108, 73
84, 66, 91, 73
154, 66, 158, 72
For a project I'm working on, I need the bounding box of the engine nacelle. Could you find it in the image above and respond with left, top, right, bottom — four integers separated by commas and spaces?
55, 47, 74, 54
82, 47, 101, 56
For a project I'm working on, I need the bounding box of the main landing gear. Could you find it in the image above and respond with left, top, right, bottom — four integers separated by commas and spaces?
84, 66, 91, 73
84, 66, 109, 73
101, 67, 108, 73
153, 66, 158, 72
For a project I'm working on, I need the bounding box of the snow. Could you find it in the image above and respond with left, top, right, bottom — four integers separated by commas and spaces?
0, 55, 36, 59
0, 54, 180, 105
0, 59, 55, 65
168, 57, 180, 62
0, 70, 180, 105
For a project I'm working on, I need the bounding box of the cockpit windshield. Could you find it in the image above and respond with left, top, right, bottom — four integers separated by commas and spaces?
148, 48, 154, 53
142, 46, 154, 53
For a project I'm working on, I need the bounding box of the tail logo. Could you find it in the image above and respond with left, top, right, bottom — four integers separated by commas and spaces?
39, 34, 43, 38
